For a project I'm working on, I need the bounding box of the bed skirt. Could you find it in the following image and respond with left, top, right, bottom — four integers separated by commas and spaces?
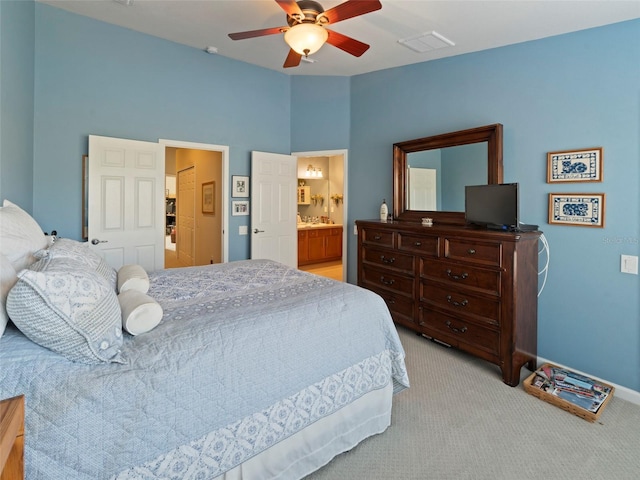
216, 382, 393, 480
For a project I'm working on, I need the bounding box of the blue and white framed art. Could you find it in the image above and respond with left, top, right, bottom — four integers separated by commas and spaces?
547, 147, 603, 183
548, 193, 605, 227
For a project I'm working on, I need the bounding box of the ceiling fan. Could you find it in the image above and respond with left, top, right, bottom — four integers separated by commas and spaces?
228, 0, 382, 68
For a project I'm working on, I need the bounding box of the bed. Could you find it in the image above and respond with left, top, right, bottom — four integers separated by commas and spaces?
0, 201, 409, 480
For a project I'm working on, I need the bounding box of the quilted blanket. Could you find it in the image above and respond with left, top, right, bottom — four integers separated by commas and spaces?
0, 259, 408, 479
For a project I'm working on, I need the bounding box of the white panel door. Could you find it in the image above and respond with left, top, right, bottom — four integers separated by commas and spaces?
177, 166, 195, 267
250, 151, 297, 268
88, 135, 165, 271
408, 166, 437, 211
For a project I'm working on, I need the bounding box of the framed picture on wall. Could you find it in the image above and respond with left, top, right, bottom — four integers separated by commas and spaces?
202, 181, 215, 214
232, 175, 249, 198
548, 193, 605, 227
232, 200, 249, 216
547, 147, 603, 183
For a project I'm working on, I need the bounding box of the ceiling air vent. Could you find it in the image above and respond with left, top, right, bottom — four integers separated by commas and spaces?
398, 31, 455, 53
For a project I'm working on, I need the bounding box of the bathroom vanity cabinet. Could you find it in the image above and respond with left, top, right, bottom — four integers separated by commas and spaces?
298, 226, 342, 266
356, 219, 540, 386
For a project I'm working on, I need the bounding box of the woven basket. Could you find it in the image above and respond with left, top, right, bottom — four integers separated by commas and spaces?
523, 363, 614, 422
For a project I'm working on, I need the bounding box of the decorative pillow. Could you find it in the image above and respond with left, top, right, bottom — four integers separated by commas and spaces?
35, 238, 117, 290
0, 253, 18, 339
0, 200, 49, 271
118, 290, 163, 335
6, 257, 124, 364
117, 264, 150, 294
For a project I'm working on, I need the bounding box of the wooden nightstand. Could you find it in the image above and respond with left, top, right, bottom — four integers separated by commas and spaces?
0, 395, 24, 480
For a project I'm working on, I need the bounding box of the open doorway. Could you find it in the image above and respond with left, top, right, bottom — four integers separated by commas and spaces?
294, 150, 347, 282
161, 140, 229, 268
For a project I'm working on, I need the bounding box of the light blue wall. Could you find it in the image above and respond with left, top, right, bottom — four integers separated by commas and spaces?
32, 3, 291, 261
0, 0, 34, 211
290, 76, 350, 152
2, 3, 638, 391
348, 20, 640, 391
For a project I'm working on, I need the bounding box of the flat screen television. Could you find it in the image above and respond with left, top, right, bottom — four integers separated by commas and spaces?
465, 183, 519, 230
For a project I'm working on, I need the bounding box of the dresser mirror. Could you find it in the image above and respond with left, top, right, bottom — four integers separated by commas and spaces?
393, 123, 503, 225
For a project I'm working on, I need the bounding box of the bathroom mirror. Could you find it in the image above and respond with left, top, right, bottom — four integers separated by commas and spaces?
393, 124, 503, 225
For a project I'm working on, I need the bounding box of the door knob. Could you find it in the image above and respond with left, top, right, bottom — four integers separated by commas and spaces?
91, 238, 108, 245
253, 229, 265, 234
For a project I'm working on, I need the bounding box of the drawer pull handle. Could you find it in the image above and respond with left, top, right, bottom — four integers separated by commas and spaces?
467, 248, 476, 254
380, 255, 395, 264
373, 235, 382, 240
414, 241, 422, 246
386, 297, 396, 305
446, 269, 469, 281
380, 276, 395, 286
446, 320, 468, 334
446, 295, 469, 307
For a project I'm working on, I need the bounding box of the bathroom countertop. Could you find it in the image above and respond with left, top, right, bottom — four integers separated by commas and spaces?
297, 223, 343, 230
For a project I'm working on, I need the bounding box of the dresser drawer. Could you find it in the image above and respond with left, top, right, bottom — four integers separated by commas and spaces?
361, 265, 414, 297
397, 232, 439, 256
361, 227, 395, 248
420, 282, 500, 324
444, 237, 502, 267
420, 258, 501, 296
362, 247, 414, 274
418, 308, 500, 357
370, 288, 415, 324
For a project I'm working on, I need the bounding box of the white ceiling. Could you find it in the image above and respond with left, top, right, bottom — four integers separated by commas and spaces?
38, 0, 640, 76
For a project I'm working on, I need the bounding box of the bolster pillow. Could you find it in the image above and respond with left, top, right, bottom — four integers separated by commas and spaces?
117, 264, 150, 294
118, 290, 163, 336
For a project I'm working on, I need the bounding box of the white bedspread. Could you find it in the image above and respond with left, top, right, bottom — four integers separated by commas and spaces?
0, 259, 408, 479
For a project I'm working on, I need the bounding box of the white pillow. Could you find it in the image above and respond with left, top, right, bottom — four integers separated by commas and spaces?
0, 200, 49, 271
35, 238, 117, 290
6, 257, 124, 364
0, 253, 18, 339
117, 264, 150, 294
118, 290, 163, 335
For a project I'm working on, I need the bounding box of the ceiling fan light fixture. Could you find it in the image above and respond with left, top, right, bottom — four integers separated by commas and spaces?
284, 23, 328, 56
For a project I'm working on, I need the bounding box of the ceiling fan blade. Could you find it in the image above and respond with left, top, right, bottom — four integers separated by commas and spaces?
229, 26, 287, 41
326, 29, 370, 57
321, 0, 382, 24
275, 0, 303, 17
283, 49, 302, 68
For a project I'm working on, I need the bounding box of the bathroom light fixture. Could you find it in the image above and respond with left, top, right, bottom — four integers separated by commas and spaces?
305, 164, 323, 178
284, 23, 328, 57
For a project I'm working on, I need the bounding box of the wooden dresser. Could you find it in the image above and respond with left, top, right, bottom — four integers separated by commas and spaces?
356, 219, 540, 386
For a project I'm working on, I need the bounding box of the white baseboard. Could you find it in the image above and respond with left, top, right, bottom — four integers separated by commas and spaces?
536, 356, 640, 406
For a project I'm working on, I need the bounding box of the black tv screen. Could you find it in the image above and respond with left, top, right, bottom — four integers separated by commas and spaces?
465, 183, 519, 229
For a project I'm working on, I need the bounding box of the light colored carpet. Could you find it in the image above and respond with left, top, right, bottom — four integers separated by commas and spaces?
306, 326, 640, 479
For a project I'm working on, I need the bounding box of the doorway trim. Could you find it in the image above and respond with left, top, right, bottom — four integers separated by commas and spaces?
292, 149, 348, 281
159, 139, 229, 262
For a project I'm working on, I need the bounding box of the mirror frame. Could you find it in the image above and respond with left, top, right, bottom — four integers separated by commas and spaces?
393, 123, 503, 225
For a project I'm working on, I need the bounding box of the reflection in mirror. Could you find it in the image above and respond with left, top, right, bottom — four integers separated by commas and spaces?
393, 124, 503, 225
406, 142, 488, 211
296, 155, 345, 226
